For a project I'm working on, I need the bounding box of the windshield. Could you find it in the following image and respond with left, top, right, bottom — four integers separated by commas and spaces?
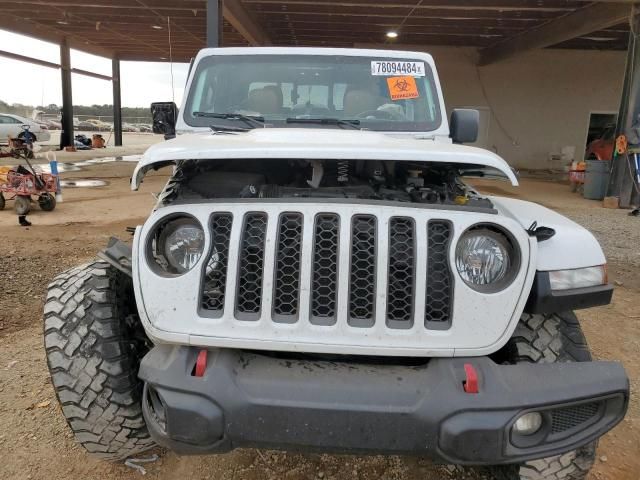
184, 54, 442, 132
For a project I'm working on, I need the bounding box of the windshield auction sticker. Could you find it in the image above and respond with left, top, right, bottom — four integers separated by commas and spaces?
387, 76, 420, 101
371, 61, 425, 77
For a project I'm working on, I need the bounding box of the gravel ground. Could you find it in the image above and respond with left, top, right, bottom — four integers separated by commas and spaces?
560, 207, 640, 271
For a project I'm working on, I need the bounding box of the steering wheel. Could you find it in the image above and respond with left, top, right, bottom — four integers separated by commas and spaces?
355, 109, 394, 120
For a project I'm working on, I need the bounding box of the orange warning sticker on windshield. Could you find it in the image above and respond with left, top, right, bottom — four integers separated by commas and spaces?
386, 76, 419, 101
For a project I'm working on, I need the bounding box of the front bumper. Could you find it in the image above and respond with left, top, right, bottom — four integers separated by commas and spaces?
138, 346, 628, 465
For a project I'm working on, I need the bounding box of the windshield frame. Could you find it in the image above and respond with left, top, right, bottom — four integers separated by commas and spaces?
181, 49, 444, 134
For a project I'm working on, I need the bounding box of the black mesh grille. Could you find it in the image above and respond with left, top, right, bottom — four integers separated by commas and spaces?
551, 402, 600, 434
273, 213, 303, 321
349, 215, 377, 327
387, 218, 415, 328
311, 214, 340, 325
425, 221, 453, 327
200, 211, 457, 331
201, 213, 233, 315
236, 213, 267, 318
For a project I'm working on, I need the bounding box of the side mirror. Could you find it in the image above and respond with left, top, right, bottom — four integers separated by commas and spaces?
450, 109, 479, 144
151, 102, 178, 139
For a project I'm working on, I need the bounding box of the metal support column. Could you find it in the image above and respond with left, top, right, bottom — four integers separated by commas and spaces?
112, 57, 123, 147
59, 39, 74, 149
607, 6, 640, 207
207, 0, 223, 47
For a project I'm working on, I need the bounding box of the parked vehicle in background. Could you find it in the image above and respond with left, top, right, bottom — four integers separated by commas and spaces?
0, 113, 51, 144
122, 122, 140, 132
135, 123, 153, 133
585, 123, 615, 160
86, 119, 113, 131
32, 110, 61, 130
76, 120, 99, 131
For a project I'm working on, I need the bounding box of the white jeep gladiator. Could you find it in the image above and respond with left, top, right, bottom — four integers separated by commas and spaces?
44, 48, 628, 479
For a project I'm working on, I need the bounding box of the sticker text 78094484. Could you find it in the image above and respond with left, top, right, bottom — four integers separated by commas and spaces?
371, 61, 425, 77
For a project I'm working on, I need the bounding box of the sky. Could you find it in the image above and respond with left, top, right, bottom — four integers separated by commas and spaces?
0, 29, 190, 107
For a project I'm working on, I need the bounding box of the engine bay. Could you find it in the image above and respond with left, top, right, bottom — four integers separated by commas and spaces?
158, 158, 494, 209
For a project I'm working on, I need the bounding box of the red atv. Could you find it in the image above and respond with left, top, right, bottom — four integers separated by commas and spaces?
0, 164, 58, 214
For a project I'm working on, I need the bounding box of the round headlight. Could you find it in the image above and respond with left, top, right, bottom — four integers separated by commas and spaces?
455, 227, 517, 291
153, 217, 205, 274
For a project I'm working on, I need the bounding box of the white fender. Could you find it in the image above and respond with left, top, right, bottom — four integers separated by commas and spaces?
489, 196, 606, 271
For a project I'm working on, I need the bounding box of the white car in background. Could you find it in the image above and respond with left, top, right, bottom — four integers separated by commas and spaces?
0, 113, 51, 144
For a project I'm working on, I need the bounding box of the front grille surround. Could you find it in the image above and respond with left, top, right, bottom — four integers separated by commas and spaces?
201, 211, 458, 330
142, 202, 531, 357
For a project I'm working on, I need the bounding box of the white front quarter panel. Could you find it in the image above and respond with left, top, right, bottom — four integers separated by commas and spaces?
134, 202, 536, 357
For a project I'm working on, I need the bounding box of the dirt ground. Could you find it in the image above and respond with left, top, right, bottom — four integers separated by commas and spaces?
0, 156, 637, 480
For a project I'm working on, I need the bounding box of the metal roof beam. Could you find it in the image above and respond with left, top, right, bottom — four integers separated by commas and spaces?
0, 11, 115, 58
478, 3, 630, 65
223, 0, 272, 45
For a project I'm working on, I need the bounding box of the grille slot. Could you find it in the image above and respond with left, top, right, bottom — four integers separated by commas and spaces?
310, 214, 340, 325
201, 213, 233, 315
273, 213, 303, 322
349, 215, 377, 327
425, 221, 454, 328
235, 213, 268, 319
387, 217, 416, 328
551, 402, 600, 434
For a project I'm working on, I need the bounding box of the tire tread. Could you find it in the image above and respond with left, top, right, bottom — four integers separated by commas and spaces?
44, 260, 154, 461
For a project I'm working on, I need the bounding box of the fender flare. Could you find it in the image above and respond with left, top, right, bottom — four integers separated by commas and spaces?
97, 237, 133, 278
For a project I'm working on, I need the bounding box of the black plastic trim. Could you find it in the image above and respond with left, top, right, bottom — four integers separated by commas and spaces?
97, 237, 132, 277
159, 197, 498, 215
524, 271, 614, 314
138, 346, 629, 464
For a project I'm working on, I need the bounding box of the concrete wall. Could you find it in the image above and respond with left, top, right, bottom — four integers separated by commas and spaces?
426, 46, 626, 170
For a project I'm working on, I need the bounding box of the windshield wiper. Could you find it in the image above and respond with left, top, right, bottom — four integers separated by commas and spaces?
208, 124, 251, 133
286, 118, 361, 130
193, 112, 265, 129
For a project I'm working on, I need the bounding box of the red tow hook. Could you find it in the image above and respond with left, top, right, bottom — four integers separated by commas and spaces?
463, 363, 479, 394
194, 349, 208, 377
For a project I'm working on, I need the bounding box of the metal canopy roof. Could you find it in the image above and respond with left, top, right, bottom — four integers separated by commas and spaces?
0, 0, 631, 63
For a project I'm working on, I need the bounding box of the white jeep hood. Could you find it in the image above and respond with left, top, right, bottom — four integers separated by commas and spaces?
132, 129, 517, 190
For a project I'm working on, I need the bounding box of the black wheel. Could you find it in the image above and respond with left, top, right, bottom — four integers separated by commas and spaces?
14, 195, 31, 215
483, 312, 597, 479
43, 261, 155, 460
0, 192, 4, 210
38, 193, 56, 211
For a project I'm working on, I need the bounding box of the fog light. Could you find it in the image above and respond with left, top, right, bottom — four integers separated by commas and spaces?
513, 412, 543, 436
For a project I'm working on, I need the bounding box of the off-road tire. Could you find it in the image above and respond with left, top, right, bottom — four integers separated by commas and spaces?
38, 193, 56, 211
14, 195, 30, 215
43, 260, 155, 461
484, 312, 597, 479
0, 192, 5, 210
